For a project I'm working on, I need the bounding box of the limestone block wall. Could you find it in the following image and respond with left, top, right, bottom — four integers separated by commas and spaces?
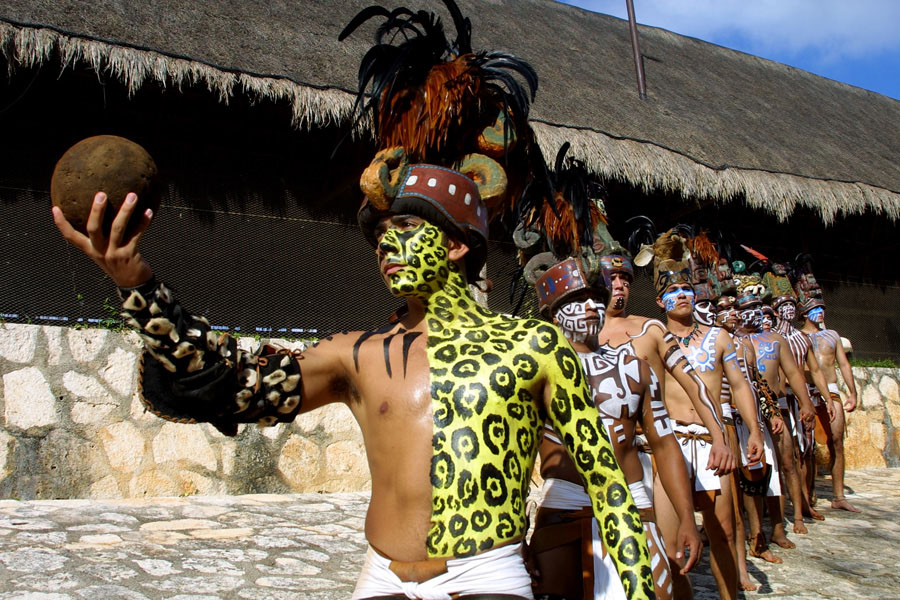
838, 366, 900, 469
0, 323, 369, 500
1, 323, 898, 499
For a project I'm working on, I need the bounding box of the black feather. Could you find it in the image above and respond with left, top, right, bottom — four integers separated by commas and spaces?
440, 0, 472, 54
624, 215, 656, 257
338, 6, 394, 41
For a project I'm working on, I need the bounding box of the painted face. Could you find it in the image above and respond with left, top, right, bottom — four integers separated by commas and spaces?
716, 307, 737, 331
761, 312, 774, 331
555, 297, 606, 343
739, 306, 763, 331
608, 272, 631, 312
661, 285, 695, 313
807, 306, 825, 323
376, 218, 452, 299
693, 299, 716, 327
778, 301, 796, 322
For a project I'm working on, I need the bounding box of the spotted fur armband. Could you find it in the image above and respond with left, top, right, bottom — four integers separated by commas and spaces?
119, 279, 303, 436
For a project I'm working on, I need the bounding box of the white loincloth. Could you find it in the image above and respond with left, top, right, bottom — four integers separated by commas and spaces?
828, 382, 840, 394
673, 423, 722, 492
782, 387, 810, 455
539, 478, 664, 600
735, 415, 782, 497
351, 542, 533, 600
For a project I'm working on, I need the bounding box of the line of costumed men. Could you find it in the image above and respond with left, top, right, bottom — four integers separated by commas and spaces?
53, 1, 858, 599
522, 201, 857, 599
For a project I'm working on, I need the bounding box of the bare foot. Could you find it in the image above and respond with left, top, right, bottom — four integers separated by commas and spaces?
793, 520, 808, 534
832, 497, 861, 513
771, 534, 796, 549
740, 576, 759, 591
804, 506, 825, 521
748, 533, 783, 564
749, 547, 783, 564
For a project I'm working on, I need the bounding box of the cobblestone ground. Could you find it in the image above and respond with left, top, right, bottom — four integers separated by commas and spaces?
0, 468, 897, 599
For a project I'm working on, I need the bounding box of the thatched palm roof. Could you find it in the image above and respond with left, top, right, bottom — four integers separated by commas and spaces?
3, 0, 899, 223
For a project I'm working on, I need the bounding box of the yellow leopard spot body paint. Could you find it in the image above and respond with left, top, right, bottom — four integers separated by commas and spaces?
380, 220, 655, 598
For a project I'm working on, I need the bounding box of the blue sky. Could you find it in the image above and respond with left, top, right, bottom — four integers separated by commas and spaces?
559, 0, 900, 100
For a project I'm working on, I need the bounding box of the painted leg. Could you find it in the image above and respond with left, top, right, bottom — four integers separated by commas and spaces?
653, 473, 693, 600
646, 521, 675, 600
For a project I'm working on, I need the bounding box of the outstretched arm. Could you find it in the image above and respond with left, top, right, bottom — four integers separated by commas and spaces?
54, 191, 345, 434
720, 337, 763, 464
641, 364, 702, 574
543, 335, 655, 599
834, 336, 858, 411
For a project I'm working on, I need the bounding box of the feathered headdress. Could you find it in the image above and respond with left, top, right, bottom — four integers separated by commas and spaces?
517, 143, 622, 298
763, 262, 797, 308
669, 225, 722, 303
790, 253, 824, 312
341, 0, 538, 217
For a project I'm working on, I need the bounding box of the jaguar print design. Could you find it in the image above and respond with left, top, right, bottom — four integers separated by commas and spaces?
378, 221, 654, 598
117, 280, 303, 435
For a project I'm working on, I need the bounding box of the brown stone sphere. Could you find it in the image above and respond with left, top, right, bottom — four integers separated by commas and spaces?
51, 135, 160, 235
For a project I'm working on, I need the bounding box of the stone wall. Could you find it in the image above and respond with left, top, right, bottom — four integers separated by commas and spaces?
1, 323, 898, 500
0, 323, 369, 500
838, 366, 900, 469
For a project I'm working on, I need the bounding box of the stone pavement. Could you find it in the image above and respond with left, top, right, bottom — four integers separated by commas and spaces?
0, 469, 898, 600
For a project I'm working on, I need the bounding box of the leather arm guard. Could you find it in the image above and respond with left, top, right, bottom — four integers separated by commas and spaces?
119, 279, 303, 436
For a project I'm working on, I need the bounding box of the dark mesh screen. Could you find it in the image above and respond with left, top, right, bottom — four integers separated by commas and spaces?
3, 182, 896, 362
1, 59, 898, 362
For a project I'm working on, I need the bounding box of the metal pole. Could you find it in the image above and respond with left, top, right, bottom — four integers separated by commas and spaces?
625, 0, 648, 101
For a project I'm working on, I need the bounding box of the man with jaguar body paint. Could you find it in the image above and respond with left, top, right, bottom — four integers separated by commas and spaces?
799, 298, 860, 513
648, 232, 764, 600
53, 164, 655, 599
528, 258, 701, 600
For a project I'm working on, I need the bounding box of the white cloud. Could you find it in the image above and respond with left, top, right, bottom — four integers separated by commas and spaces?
562, 0, 900, 60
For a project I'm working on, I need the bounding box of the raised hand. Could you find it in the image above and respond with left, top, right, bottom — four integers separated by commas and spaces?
52, 191, 154, 288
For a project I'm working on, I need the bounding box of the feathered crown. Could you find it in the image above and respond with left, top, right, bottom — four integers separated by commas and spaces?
342, 0, 540, 280
669, 225, 721, 302
790, 253, 824, 309
517, 143, 613, 284
341, 0, 537, 212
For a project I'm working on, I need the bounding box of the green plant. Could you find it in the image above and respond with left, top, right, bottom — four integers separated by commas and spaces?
99, 297, 125, 331
849, 358, 900, 368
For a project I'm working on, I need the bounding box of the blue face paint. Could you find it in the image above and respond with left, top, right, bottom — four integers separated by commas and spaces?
808, 307, 825, 323
661, 288, 695, 312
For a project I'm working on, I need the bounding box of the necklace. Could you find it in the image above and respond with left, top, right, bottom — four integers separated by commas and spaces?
673, 324, 698, 346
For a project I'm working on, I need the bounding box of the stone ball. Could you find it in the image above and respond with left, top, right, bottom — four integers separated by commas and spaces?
51, 135, 160, 235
